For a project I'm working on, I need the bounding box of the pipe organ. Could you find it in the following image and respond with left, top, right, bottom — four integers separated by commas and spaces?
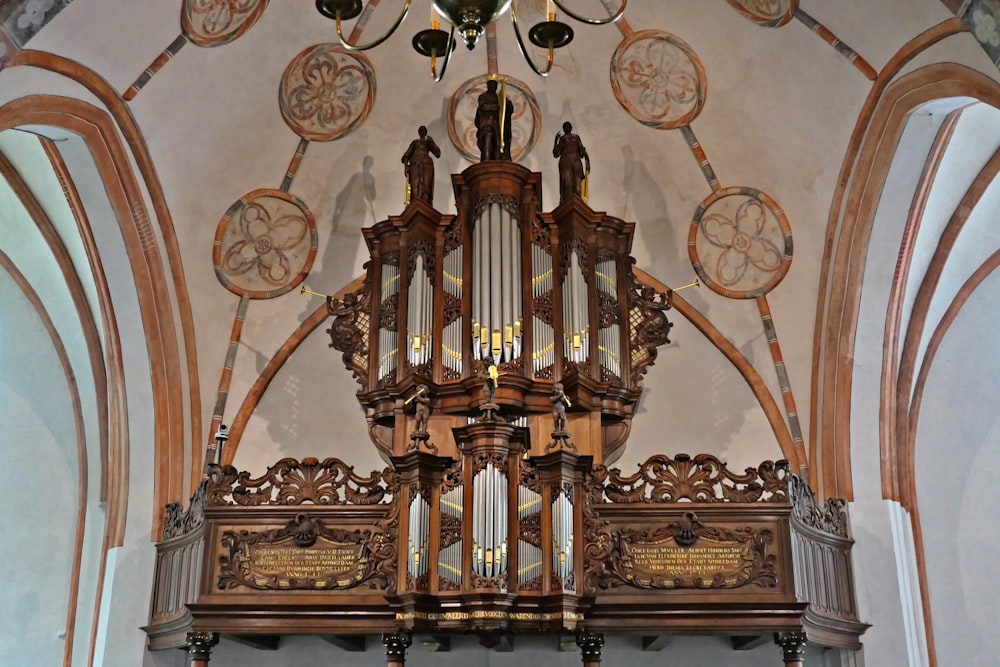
146, 160, 866, 667
471, 198, 523, 366
338, 161, 665, 464
319, 161, 685, 630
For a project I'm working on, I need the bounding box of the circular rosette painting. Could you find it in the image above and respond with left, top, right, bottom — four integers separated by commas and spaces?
279, 44, 376, 141
213, 189, 318, 298
610, 30, 707, 130
725, 0, 798, 27
688, 187, 792, 298
447, 74, 541, 163
181, 0, 269, 47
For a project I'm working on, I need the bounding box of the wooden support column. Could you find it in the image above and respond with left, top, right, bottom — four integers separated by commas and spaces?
775, 631, 807, 667
186, 631, 219, 667
576, 631, 604, 667
383, 630, 412, 667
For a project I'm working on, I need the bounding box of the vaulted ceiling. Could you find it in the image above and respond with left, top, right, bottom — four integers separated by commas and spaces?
3, 3, 1000, 664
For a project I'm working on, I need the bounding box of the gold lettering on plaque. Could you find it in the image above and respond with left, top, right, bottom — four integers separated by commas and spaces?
243, 538, 365, 588
624, 536, 753, 587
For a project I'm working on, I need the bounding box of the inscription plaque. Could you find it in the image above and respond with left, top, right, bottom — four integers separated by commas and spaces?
624, 537, 751, 586
244, 538, 365, 588
597, 513, 779, 590
216, 514, 396, 591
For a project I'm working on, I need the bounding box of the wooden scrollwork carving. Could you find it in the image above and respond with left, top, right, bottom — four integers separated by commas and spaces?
217, 513, 397, 591
326, 281, 371, 388
595, 512, 778, 590
599, 454, 788, 504
206, 458, 397, 506
788, 474, 848, 538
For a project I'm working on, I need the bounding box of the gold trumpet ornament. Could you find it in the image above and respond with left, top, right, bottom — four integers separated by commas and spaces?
403, 385, 428, 405
299, 285, 331, 298
673, 279, 700, 292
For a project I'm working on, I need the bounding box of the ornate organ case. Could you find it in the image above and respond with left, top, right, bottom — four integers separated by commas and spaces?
330, 161, 669, 464
144, 162, 867, 662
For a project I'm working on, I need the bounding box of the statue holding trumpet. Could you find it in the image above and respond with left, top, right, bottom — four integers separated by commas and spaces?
546, 381, 578, 453
482, 358, 499, 406
406, 384, 431, 434
550, 382, 571, 433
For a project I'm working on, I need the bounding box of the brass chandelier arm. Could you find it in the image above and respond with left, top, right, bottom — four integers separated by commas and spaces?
431, 26, 457, 82
552, 0, 626, 25
510, 1, 555, 76
336, 0, 413, 51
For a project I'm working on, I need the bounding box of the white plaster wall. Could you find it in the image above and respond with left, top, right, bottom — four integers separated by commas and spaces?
0, 274, 78, 666
915, 273, 1000, 666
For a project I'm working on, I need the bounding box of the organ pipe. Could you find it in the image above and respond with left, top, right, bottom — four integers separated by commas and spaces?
517, 480, 542, 586
563, 249, 588, 364
552, 489, 573, 587
378, 259, 399, 383
471, 204, 523, 367
595, 256, 621, 380
439, 483, 464, 587
472, 463, 509, 579
442, 245, 464, 376
531, 242, 554, 375
407, 254, 434, 368
408, 492, 430, 580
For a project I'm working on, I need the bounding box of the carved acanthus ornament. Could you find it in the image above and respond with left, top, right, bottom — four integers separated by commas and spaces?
627, 270, 675, 384
788, 474, 848, 538
473, 193, 519, 220
326, 281, 371, 388
597, 512, 778, 590
217, 513, 397, 592
206, 458, 398, 506
407, 238, 436, 284
595, 453, 788, 504
163, 481, 207, 539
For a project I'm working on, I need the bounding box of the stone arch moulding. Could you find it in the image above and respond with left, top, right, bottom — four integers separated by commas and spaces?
815, 62, 1000, 505
0, 93, 190, 540
8, 48, 204, 500
808, 17, 968, 501
815, 62, 1000, 667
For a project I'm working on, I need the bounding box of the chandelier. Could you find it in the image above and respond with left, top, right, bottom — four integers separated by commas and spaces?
314, 0, 627, 80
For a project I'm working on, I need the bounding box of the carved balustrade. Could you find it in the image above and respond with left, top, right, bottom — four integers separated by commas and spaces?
788, 475, 869, 648
187, 457, 401, 635
145, 453, 866, 660
580, 454, 804, 634
144, 483, 207, 649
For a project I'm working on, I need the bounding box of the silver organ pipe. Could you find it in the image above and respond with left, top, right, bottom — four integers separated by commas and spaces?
468, 415, 526, 427
408, 492, 431, 581
490, 205, 502, 362
472, 203, 523, 367
531, 243, 554, 375
442, 245, 463, 377
552, 488, 574, 587
472, 463, 509, 579
562, 249, 588, 364
439, 483, 464, 587
379, 259, 399, 383
596, 256, 621, 380
407, 254, 434, 368
517, 482, 542, 586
